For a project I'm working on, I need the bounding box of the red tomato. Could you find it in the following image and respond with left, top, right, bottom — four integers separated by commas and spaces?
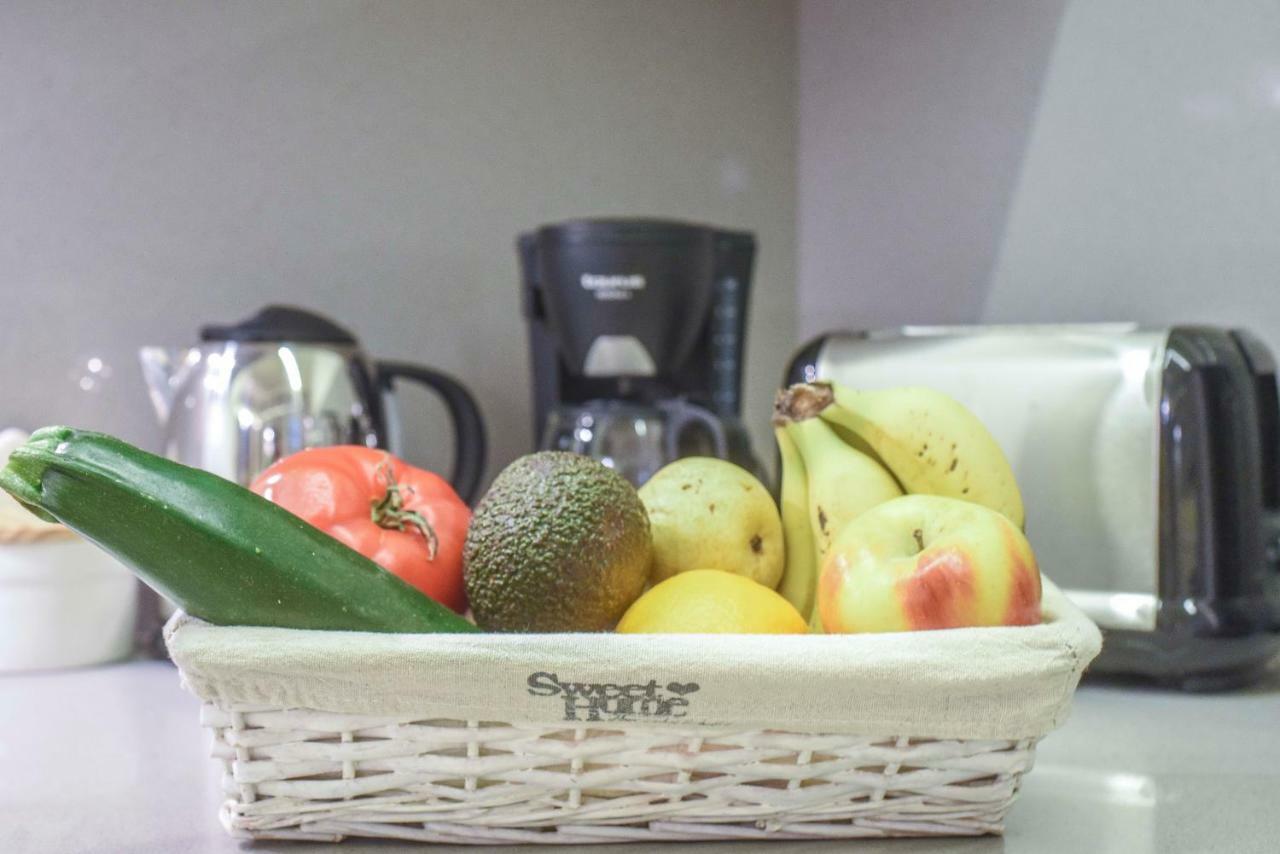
251, 446, 470, 613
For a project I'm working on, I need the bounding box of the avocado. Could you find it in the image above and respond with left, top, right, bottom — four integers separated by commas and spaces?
462, 452, 651, 632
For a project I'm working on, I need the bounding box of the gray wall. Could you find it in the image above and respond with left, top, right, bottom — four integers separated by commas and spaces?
986, 0, 1280, 353
0, 1, 796, 484
798, 0, 1280, 360
798, 0, 1065, 336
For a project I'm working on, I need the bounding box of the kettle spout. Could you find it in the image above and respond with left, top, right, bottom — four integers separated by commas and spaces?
138, 346, 188, 424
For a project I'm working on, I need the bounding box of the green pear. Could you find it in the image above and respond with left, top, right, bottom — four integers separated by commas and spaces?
638, 457, 783, 589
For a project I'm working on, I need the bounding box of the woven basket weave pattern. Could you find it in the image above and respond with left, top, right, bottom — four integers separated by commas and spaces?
203, 703, 1037, 844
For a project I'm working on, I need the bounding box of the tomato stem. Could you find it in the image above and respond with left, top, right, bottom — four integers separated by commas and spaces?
370, 457, 440, 560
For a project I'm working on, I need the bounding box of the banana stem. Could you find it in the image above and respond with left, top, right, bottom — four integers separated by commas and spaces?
773, 382, 835, 425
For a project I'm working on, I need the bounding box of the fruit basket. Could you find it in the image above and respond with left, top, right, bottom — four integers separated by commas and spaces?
165, 578, 1100, 844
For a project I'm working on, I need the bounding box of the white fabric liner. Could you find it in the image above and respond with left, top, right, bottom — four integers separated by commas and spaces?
166, 577, 1101, 741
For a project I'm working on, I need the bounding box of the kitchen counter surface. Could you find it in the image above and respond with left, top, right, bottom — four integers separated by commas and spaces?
3, 659, 1278, 854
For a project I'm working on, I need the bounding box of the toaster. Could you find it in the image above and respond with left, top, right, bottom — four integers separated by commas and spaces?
788, 324, 1280, 690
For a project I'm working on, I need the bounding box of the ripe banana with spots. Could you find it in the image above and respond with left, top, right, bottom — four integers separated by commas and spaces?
778, 381, 1025, 528
774, 424, 818, 622
773, 405, 902, 628
790, 417, 903, 559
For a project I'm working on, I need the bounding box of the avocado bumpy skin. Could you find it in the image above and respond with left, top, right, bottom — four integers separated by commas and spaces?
462, 452, 652, 632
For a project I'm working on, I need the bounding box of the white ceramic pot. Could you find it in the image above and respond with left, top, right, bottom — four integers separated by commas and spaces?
0, 537, 137, 671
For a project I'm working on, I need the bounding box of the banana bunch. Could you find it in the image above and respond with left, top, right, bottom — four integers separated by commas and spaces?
773, 381, 1024, 627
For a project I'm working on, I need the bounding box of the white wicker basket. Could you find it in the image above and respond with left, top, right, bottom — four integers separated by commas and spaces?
202, 708, 1037, 844
168, 580, 1100, 844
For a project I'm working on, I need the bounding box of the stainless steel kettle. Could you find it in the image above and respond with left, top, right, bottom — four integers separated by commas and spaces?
139, 305, 487, 502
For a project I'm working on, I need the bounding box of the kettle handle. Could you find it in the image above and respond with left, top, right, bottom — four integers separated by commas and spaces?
375, 361, 487, 505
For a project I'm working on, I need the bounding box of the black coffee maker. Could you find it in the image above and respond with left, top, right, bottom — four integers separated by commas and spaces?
518, 218, 763, 486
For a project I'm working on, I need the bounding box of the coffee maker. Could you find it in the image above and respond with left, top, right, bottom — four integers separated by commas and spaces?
518, 218, 762, 486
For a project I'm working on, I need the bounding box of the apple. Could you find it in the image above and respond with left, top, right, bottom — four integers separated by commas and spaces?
818, 494, 1041, 633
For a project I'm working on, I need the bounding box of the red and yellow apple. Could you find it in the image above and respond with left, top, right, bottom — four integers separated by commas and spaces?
818, 494, 1041, 633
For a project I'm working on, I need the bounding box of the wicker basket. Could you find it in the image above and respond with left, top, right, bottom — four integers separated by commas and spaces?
168, 580, 1100, 844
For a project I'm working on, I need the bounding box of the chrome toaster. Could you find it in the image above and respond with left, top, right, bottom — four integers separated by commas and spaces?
789, 324, 1280, 690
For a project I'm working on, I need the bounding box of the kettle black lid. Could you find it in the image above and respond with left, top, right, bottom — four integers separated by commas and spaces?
200, 305, 358, 345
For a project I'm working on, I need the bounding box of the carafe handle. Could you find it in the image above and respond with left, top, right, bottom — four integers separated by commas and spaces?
658, 400, 729, 462
376, 361, 487, 505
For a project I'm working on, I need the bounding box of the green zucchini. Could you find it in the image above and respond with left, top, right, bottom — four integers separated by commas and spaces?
0, 426, 477, 633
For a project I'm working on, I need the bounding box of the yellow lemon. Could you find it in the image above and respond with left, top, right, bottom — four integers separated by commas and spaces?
616, 569, 808, 634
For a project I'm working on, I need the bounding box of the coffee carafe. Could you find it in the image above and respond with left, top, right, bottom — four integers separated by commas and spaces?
140, 305, 487, 502
541, 399, 728, 486
519, 218, 765, 487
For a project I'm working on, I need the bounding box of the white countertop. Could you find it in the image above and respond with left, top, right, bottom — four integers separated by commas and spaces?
3, 659, 1278, 854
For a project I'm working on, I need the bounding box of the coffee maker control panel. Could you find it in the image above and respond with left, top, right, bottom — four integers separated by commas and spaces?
711, 275, 743, 416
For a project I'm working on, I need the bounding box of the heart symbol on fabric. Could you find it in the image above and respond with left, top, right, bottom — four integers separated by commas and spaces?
666, 682, 700, 696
